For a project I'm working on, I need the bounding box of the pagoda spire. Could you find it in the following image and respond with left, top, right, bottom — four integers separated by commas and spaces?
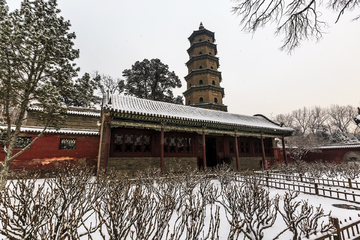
199, 22, 204, 30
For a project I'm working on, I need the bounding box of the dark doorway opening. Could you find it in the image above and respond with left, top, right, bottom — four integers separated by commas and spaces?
206, 137, 217, 168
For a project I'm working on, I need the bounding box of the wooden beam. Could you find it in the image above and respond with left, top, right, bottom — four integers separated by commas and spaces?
282, 136, 288, 165
160, 123, 165, 174
234, 130, 240, 171
202, 127, 207, 170
102, 122, 111, 172
261, 133, 267, 170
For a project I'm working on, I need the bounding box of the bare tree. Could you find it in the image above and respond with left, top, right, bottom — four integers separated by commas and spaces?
292, 107, 312, 135
232, 0, 360, 52
276, 190, 333, 239
92, 72, 125, 104
273, 113, 294, 127
309, 106, 328, 135
327, 105, 356, 134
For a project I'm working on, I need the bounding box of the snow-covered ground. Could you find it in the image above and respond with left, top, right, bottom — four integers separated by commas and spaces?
2, 173, 360, 240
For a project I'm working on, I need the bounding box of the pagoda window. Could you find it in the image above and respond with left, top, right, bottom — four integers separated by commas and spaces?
214, 98, 218, 103
211, 66, 213, 69
199, 39, 202, 41
199, 66, 203, 69
199, 80, 203, 85
188, 100, 190, 105
189, 83, 191, 87
212, 80, 215, 85
199, 51, 202, 54
199, 97, 203, 103
209, 52, 211, 55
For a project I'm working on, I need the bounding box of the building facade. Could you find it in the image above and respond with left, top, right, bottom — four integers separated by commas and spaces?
98, 95, 293, 175
0, 107, 100, 172
183, 23, 227, 112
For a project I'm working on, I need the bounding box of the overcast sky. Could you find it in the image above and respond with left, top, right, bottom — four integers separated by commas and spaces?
8, 0, 360, 118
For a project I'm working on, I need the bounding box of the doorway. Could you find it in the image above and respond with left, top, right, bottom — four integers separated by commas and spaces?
206, 137, 217, 168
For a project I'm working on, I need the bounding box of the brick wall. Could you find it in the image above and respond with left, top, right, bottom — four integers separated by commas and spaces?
107, 157, 198, 176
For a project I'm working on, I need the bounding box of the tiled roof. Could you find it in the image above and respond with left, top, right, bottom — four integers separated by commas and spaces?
0, 125, 99, 135
104, 95, 293, 133
28, 106, 101, 117
317, 144, 360, 149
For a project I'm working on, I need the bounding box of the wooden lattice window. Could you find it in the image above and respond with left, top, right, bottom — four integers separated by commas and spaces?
254, 141, 262, 153
15, 137, 32, 149
239, 142, 245, 153
114, 133, 152, 154
229, 140, 234, 154
59, 138, 76, 150
164, 135, 192, 154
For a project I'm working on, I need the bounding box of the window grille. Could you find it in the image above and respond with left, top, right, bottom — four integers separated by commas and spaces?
59, 138, 76, 150
15, 137, 32, 149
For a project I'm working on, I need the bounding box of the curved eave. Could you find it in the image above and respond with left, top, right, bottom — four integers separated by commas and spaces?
187, 41, 218, 55
184, 68, 222, 82
185, 54, 219, 68
108, 110, 293, 137
188, 29, 215, 43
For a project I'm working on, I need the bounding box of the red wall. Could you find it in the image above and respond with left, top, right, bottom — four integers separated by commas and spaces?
0, 133, 99, 171
275, 147, 360, 164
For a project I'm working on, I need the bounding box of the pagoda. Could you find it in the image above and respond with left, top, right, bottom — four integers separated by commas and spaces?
183, 23, 227, 112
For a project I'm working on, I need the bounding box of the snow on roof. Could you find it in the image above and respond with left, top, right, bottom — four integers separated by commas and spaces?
0, 125, 99, 135
317, 144, 360, 150
104, 95, 294, 133
28, 106, 101, 117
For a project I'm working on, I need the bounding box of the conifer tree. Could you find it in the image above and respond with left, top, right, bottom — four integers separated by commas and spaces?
122, 58, 182, 104
0, 0, 79, 188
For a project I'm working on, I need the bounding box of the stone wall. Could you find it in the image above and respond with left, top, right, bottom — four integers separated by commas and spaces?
229, 157, 271, 171
107, 157, 198, 176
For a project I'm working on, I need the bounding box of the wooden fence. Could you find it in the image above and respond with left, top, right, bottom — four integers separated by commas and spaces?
251, 172, 360, 204
313, 215, 360, 240
253, 171, 360, 190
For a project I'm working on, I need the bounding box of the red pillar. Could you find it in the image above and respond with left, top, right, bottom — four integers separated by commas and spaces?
261, 133, 267, 170
234, 131, 240, 171
282, 136, 288, 165
102, 122, 111, 172
160, 124, 165, 174
202, 128, 207, 170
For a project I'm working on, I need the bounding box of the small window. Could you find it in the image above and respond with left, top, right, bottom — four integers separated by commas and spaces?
199, 66, 203, 69
189, 83, 191, 87
15, 137, 32, 149
211, 66, 213, 69
209, 52, 211, 55
214, 98, 218, 103
199, 97, 203, 103
212, 80, 215, 85
59, 138, 76, 150
188, 100, 191, 105
199, 52, 202, 54
199, 39, 202, 41
199, 80, 203, 85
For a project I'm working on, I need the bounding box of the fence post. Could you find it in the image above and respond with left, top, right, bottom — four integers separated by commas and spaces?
314, 183, 319, 195
331, 217, 342, 240
300, 174, 303, 182
266, 176, 269, 187
348, 178, 353, 189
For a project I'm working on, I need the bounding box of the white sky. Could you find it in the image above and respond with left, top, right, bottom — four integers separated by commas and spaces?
8, 0, 360, 118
